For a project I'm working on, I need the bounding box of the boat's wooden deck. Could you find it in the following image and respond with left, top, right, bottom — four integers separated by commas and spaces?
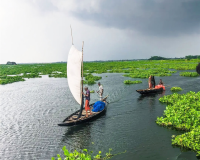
137, 88, 158, 91
63, 99, 108, 124
65, 107, 100, 123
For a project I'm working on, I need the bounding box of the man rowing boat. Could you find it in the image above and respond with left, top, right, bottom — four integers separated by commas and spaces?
155, 79, 165, 90
148, 75, 153, 89
159, 79, 164, 85
97, 82, 104, 100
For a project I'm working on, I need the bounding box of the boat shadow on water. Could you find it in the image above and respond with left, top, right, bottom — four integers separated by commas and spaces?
58, 123, 92, 151
137, 91, 165, 101
59, 115, 107, 151
62, 123, 92, 140
61, 112, 106, 142
61, 112, 107, 140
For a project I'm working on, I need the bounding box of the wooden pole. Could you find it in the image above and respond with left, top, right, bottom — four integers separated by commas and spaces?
77, 41, 84, 119
81, 41, 84, 105
70, 25, 73, 45
82, 41, 84, 81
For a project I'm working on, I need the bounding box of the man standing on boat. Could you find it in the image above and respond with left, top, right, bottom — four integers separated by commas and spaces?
151, 76, 156, 88
82, 86, 92, 117
148, 75, 152, 89
97, 82, 104, 100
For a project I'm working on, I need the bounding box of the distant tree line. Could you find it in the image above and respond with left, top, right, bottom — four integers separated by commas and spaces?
149, 55, 200, 60
185, 55, 200, 60
148, 56, 168, 60
6, 61, 17, 65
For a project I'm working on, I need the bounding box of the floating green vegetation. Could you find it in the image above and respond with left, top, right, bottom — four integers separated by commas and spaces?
90, 90, 95, 93
0, 76, 25, 85
172, 127, 200, 156
123, 68, 174, 79
0, 59, 198, 85
180, 72, 199, 77
156, 91, 200, 156
170, 87, 182, 91
52, 146, 126, 160
23, 73, 42, 78
124, 80, 142, 84
83, 74, 102, 85
49, 73, 67, 78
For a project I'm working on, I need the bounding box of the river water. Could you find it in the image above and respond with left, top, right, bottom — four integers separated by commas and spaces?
0, 71, 200, 160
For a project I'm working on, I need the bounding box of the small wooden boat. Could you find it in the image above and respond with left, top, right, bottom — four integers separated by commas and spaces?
58, 34, 108, 126
58, 97, 108, 126
136, 87, 163, 95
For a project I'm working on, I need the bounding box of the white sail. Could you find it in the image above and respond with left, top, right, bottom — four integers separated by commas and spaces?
67, 45, 82, 105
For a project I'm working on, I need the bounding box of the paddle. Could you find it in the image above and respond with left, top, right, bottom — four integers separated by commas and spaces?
96, 93, 109, 104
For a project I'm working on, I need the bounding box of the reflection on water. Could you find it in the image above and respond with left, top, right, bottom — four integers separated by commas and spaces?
0, 73, 199, 160
60, 124, 92, 152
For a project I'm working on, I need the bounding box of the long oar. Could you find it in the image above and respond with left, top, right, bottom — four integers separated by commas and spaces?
96, 92, 109, 104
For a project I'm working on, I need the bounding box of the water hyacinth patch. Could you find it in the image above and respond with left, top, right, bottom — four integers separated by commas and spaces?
156, 91, 200, 156
83, 74, 102, 85
90, 90, 95, 93
51, 146, 126, 160
170, 87, 182, 91
49, 73, 67, 78
23, 73, 42, 78
0, 76, 25, 84
172, 127, 200, 156
123, 68, 174, 79
124, 80, 142, 84
0, 59, 198, 84
180, 72, 199, 77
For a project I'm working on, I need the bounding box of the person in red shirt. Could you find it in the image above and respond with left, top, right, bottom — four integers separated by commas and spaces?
155, 79, 165, 90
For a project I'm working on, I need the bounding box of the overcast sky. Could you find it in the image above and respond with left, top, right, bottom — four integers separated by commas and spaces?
0, 0, 200, 63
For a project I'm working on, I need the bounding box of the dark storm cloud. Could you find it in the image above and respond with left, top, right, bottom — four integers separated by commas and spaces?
72, 0, 200, 36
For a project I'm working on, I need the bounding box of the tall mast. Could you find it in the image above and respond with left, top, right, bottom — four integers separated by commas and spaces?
70, 25, 73, 45
75, 41, 84, 119
81, 41, 84, 106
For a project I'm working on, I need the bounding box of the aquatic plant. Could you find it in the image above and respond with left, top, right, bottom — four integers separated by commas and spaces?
23, 73, 42, 78
52, 146, 126, 160
170, 87, 182, 91
83, 80, 95, 85
0, 59, 198, 85
90, 90, 95, 93
0, 76, 25, 84
156, 91, 200, 155
123, 68, 174, 79
172, 126, 200, 156
49, 73, 67, 78
123, 80, 142, 84
180, 72, 199, 77
83, 74, 102, 85
85, 74, 101, 81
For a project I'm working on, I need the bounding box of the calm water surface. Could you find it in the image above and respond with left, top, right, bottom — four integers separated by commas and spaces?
0, 72, 200, 160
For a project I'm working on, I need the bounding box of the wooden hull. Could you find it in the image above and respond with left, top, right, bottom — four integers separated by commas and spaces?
58, 101, 107, 126
136, 88, 163, 95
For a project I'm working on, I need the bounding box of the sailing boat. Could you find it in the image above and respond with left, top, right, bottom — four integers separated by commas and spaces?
58, 44, 108, 126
